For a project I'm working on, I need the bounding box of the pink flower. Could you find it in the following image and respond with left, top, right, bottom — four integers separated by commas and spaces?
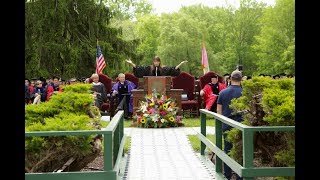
176, 117, 181, 122
149, 108, 156, 114
160, 111, 166, 116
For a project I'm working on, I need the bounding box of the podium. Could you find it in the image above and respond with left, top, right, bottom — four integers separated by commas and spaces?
132, 76, 183, 111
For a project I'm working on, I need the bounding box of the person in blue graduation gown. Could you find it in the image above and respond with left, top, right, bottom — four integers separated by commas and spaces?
111, 73, 137, 118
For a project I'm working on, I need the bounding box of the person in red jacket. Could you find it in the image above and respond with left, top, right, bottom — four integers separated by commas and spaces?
200, 74, 226, 112
46, 77, 63, 101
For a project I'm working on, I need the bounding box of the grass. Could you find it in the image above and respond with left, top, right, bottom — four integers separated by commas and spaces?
188, 134, 216, 152
182, 117, 215, 127
124, 120, 133, 127
123, 116, 216, 128
124, 136, 131, 154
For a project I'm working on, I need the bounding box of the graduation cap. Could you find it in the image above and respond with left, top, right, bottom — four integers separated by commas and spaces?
31, 77, 38, 81
223, 73, 230, 77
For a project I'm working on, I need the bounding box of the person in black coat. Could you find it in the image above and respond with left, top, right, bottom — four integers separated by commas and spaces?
25, 79, 31, 104
90, 73, 107, 110
125, 56, 188, 78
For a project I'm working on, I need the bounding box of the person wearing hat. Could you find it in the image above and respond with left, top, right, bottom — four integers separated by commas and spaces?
125, 56, 188, 78
223, 73, 231, 87
217, 69, 243, 180
200, 74, 227, 112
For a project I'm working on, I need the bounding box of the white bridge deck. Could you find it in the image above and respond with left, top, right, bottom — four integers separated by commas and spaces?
122, 127, 217, 180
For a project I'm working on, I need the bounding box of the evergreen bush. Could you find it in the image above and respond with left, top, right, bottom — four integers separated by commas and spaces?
25, 83, 107, 172
226, 76, 295, 169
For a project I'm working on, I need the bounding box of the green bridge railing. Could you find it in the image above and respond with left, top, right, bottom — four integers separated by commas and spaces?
25, 110, 126, 180
197, 109, 295, 180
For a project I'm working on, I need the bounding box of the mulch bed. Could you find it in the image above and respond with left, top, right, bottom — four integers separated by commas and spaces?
80, 153, 104, 171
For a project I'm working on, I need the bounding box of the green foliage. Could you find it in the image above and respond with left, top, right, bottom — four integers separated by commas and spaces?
227, 76, 295, 168
26, 113, 96, 132
25, 84, 94, 126
25, 83, 106, 172
274, 135, 295, 166
135, 14, 160, 64
26, 0, 294, 79
25, 0, 141, 79
225, 128, 243, 162
252, 0, 295, 75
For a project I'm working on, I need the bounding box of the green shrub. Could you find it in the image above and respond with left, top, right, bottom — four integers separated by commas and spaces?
25, 83, 106, 173
227, 76, 295, 168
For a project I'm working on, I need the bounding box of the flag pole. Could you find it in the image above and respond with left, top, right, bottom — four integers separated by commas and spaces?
96, 39, 98, 74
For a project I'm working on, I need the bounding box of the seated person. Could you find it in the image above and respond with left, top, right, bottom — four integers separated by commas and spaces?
46, 76, 63, 101
25, 79, 31, 104
90, 73, 107, 110
111, 73, 137, 118
32, 80, 47, 104
200, 74, 226, 112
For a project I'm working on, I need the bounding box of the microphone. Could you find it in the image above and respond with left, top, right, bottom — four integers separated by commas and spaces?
156, 67, 158, 76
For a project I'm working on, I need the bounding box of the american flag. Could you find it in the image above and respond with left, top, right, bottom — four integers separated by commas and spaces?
95, 45, 106, 74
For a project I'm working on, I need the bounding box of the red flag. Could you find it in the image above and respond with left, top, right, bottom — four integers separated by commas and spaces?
95, 45, 106, 74
201, 43, 209, 74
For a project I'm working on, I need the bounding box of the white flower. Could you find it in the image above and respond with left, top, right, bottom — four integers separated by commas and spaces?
160, 118, 165, 123
143, 113, 149, 117
167, 107, 173, 112
151, 115, 159, 122
140, 104, 148, 113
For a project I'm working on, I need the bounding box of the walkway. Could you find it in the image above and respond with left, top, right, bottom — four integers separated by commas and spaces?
122, 127, 216, 180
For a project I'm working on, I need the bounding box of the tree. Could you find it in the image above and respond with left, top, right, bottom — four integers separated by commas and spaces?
25, 0, 141, 79
252, 0, 295, 75
219, 0, 266, 75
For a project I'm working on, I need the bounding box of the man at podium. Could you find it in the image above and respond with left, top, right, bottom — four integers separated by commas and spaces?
125, 56, 188, 78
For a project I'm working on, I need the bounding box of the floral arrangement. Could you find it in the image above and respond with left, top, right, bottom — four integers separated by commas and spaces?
133, 91, 183, 128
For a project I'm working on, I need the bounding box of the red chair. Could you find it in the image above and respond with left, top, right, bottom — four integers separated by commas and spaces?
89, 74, 115, 115
199, 71, 225, 109
124, 73, 139, 88
172, 71, 199, 117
